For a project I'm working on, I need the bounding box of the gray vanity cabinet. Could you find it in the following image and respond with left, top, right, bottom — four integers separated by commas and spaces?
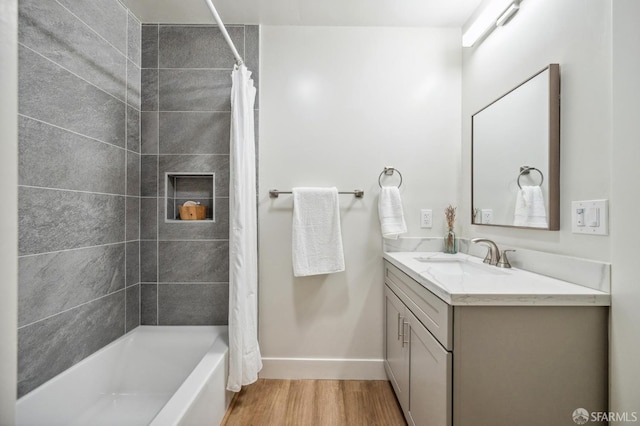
384, 265, 452, 426
383, 260, 608, 426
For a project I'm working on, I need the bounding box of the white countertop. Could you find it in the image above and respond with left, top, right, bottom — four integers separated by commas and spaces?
383, 252, 611, 306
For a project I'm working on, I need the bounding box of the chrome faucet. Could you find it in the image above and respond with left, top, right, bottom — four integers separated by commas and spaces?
470, 238, 501, 266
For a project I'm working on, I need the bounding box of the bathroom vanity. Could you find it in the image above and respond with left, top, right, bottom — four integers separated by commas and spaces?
383, 252, 609, 426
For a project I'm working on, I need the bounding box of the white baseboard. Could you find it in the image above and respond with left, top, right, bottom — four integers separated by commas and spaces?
259, 357, 387, 380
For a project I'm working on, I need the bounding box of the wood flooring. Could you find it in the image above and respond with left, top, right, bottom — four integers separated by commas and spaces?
221, 379, 406, 426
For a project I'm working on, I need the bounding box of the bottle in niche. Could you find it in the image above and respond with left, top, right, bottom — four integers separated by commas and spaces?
444, 204, 458, 254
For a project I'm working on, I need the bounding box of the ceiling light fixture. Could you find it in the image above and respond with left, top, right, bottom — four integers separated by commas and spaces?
462, 0, 520, 48
496, 3, 519, 27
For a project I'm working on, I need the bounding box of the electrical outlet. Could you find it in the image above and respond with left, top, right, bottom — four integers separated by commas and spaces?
481, 209, 493, 224
420, 209, 432, 228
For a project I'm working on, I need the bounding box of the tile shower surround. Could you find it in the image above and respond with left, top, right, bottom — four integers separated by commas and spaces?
139, 24, 259, 326
17, 0, 141, 397
17, 9, 259, 396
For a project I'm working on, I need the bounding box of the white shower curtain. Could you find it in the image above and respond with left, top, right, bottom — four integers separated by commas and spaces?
227, 64, 262, 392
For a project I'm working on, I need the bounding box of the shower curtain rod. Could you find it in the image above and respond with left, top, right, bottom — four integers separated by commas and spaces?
203, 0, 244, 66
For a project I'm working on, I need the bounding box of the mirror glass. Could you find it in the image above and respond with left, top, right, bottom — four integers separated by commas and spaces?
472, 64, 560, 230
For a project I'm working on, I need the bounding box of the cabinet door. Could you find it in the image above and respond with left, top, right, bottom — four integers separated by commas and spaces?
384, 285, 409, 412
408, 310, 452, 426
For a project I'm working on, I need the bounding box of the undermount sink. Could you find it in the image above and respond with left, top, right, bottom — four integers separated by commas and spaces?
414, 256, 507, 277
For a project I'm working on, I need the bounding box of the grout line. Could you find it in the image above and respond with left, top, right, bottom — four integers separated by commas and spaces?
124, 227, 128, 332
18, 241, 125, 259
156, 239, 230, 242
19, 184, 127, 198
120, 3, 142, 27
156, 111, 231, 114
139, 239, 209, 242
54, 0, 129, 59
142, 110, 232, 113
156, 282, 229, 285
156, 25, 160, 326
145, 153, 230, 156
157, 67, 234, 71
124, 10, 129, 333
18, 114, 128, 153
19, 42, 127, 105
164, 24, 244, 27
155, 24, 159, 69
138, 281, 141, 327
150, 23, 245, 27
127, 59, 142, 110
18, 287, 127, 330
155, 110, 232, 114
138, 157, 142, 310
126, 9, 143, 68
139, 196, 228, 201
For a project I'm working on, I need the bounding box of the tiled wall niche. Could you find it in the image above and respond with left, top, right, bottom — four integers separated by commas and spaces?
166, 173, 216, 221
17, 0, 141, 397
140, 24, 259, 325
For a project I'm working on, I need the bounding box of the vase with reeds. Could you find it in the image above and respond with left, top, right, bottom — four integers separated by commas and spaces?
444, 205, 458, 254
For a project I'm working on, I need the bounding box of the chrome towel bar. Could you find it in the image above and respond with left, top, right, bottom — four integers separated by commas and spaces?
269, 189, 364, 198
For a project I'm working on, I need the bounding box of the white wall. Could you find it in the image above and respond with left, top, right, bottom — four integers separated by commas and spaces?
461, 0, 612, 261
610, 0, 640, 414
259, 26, 461, 377
0, 0, 18, 422
461, 0, 640, 414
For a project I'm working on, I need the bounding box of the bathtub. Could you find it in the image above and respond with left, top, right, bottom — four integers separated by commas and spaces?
17, 326, 233, 426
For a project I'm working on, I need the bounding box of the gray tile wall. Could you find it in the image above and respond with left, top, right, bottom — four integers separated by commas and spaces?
140, 24, 259, 325
17, 0, 141, 397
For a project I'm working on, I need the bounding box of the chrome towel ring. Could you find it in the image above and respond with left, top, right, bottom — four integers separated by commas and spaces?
517, 166, 544, 189
378, 167, 403, 188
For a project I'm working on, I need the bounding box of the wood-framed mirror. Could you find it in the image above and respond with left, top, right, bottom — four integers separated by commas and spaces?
471, 64, 560, 230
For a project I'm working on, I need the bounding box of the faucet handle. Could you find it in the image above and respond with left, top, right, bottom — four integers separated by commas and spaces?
497, 250, 516, 269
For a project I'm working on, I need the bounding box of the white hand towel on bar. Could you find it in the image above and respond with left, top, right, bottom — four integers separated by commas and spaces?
292, 187, 345, 277
378, 186, 407, 239
513, 185, 548, 228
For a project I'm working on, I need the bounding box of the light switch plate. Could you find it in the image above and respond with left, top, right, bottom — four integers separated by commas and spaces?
572, 200, 608, 235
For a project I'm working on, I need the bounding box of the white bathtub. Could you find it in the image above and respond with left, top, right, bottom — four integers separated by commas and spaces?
17, 326, 232, 426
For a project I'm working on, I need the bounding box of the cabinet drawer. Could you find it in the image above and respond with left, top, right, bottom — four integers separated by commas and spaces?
385, 261, 453, 350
